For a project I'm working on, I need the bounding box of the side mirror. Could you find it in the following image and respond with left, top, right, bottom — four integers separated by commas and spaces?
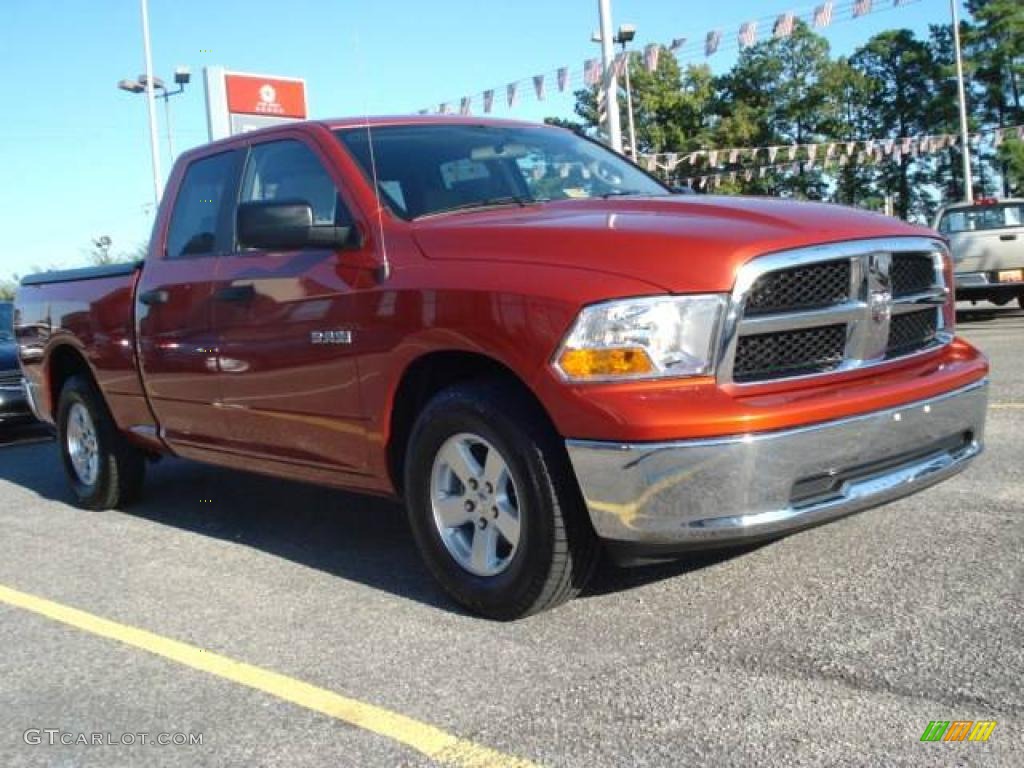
237, 200, 357, 250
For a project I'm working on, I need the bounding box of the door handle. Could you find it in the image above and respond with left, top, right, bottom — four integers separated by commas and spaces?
999, 234, 1017, 241
214, 284, 256, 303
139, 289, 169, 306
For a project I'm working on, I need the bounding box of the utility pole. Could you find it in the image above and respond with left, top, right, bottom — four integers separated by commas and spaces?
597, 0, 623, 153
620, 41, 637, 157
140, 0, 163, 204
951, 0, 973, 203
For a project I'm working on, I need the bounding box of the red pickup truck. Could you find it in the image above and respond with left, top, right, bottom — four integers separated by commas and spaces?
15, 116, 989, 619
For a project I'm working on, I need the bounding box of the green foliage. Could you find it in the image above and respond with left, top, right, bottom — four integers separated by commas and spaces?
554, 5, 1024, 220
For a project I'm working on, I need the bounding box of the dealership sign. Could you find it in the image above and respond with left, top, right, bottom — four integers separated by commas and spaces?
203, 67, 308, 140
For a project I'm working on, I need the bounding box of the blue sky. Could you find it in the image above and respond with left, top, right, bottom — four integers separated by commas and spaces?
1, 0, 953, 278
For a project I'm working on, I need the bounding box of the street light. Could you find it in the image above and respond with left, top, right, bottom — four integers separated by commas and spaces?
950, 0, 973, 203
592, 23, 638, 157
118, 66, 190, 161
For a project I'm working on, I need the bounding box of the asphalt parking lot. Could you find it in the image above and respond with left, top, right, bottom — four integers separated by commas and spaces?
1, 303, 1021, 767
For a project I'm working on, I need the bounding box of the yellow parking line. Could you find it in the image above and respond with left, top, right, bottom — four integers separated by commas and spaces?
0, 584, 536, 768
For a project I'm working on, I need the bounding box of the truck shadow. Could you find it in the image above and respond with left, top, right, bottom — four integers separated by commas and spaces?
0, 441, 753, 615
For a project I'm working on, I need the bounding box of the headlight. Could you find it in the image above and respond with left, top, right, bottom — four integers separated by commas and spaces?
554, 294, 727, 381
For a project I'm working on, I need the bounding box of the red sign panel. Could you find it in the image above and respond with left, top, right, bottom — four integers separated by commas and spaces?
225, 75, 307, 119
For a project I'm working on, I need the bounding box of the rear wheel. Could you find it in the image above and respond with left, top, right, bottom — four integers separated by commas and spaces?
404, 380, 599, 619
57, 375, 145, 510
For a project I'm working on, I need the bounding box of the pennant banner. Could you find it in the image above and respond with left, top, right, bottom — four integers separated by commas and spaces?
639, 123, 1023, 176
421, 0, 927, 116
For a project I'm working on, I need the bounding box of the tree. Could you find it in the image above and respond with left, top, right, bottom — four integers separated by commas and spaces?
849, 29, 945, 220
83, 236, 144, 266
714, 22, 837, 198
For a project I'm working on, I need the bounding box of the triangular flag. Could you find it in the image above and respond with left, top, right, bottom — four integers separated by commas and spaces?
739, 21, 758, 48
788, 145, 799, 161
459, 96, 471, 116
557, 67, 569, 93
584, 58, 601, 86
644, 44, 661, 73
705, 29, 722, 56
768, 146, 779, 162
729, 148, 740, 163
669, 37, 687, 52
853, 0, 873, 18
774, 13, 795, 38
483, 89, 495, 113
506, 82, 518, 108
814, 2, 833, 28
533, 74, 545, 101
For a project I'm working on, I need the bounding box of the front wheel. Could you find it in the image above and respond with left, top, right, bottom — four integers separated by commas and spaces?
404, 380, 599, 620
57, 374, 145, 510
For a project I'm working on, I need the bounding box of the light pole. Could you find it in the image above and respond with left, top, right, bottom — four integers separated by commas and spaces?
139, 0, 161, 205
596, 0, 623, 153
616, 25, 638, 158
592, 22, 637, 156
951, 0, 973, 203
119, 67, 191, 162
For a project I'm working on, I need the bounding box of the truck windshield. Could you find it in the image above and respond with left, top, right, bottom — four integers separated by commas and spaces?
938, 202, 1024, 234
336, 124, 669, 219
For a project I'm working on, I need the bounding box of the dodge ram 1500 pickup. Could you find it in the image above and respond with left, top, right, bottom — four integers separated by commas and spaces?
15, 116, 990, 619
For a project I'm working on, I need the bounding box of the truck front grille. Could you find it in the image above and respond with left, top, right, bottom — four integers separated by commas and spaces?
887, 308, 938, 358
0, 371, 22, 387
746, 259, 851, 316
891, 253, 937, 298
734, 325, 846, 383
720, 239, 952, 385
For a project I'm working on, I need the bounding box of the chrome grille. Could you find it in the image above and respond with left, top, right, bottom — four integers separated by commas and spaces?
734, 325, 846, 383
746, 260, 851, 316
719, 238, 952, 385
0, 370, 22, 387
891, 253, 936, 298
887, 308, 938, 358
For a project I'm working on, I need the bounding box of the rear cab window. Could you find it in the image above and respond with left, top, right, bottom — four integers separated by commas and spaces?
938, 202, 1024, 234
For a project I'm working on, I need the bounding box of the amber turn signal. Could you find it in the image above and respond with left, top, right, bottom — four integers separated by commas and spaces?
557, 347, 656, 379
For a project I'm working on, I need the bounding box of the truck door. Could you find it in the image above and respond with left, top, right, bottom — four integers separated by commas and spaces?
136, 149, 242, 450
209, 136, 369, 472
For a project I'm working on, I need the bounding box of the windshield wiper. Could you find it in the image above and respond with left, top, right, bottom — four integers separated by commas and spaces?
426, 195, 537, 217
597, 190, 645, 199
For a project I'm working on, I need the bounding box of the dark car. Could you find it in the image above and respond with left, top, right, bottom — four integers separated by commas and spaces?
0, 301, 32, 425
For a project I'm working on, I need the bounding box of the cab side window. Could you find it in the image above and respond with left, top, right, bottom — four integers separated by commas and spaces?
165, 151, 236, 259
240, 140, 352, 232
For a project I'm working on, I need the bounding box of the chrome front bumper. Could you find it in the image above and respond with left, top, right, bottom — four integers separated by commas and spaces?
567, 379, 988, 553
0, 379, 31, 422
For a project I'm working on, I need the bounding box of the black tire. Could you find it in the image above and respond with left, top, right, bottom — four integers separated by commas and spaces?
404, 379, 599, 620
57, 374, 145, 510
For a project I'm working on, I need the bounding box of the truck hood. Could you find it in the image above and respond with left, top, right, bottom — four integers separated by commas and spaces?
410, 196, 933, 293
